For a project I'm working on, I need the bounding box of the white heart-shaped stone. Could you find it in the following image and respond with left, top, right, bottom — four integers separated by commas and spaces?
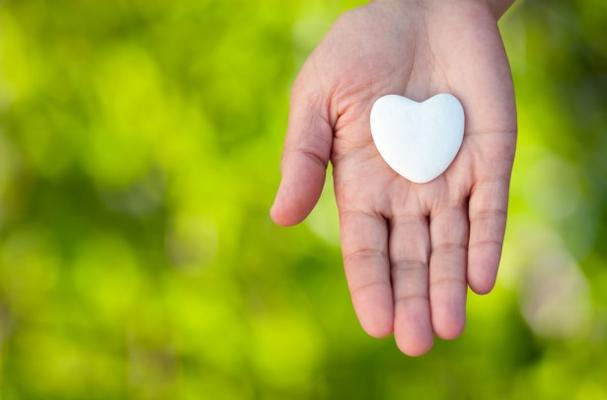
370, 93, 465, 184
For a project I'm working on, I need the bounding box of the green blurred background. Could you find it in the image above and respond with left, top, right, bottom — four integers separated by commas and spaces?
1, 0, 606, 398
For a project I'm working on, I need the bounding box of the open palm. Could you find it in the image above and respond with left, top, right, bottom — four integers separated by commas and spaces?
272, 0, 516, 356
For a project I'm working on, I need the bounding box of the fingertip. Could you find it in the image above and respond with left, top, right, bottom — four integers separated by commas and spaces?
468, 274, 496, 295
362, 317, 394, 339
395, 332, 433, 357
355, 293, 394, 339
269, 159, 326, 226
393, 300, 434, 356
269, 181, 312, 227
269, 199, 301, 227
467, 247, 501, 294
433, 311, 466, 340
430, 287, 467, 340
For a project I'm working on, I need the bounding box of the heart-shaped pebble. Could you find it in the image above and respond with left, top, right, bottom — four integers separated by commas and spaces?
370, 93, 465, 184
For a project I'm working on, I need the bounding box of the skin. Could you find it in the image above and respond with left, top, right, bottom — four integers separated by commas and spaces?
271, 0, 517, 356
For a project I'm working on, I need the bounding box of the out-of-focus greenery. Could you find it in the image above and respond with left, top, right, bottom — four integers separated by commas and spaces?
0, 0, 606, 398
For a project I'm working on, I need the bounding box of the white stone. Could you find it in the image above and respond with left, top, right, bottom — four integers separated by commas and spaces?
370, 93, 465, 184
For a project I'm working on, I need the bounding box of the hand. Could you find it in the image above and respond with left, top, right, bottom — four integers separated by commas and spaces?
271, 0, 516, 356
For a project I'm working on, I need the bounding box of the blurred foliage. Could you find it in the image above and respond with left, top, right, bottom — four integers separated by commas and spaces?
0, 0, 606, 399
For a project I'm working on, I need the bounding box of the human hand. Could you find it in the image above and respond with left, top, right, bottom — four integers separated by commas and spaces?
271, 0, 516, 356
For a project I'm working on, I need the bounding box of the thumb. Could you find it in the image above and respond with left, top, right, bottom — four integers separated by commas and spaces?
271, 80, 333, 226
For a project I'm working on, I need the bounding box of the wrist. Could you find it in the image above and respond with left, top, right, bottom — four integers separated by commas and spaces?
486, 0, 515, 19
371, 0, 514, 20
